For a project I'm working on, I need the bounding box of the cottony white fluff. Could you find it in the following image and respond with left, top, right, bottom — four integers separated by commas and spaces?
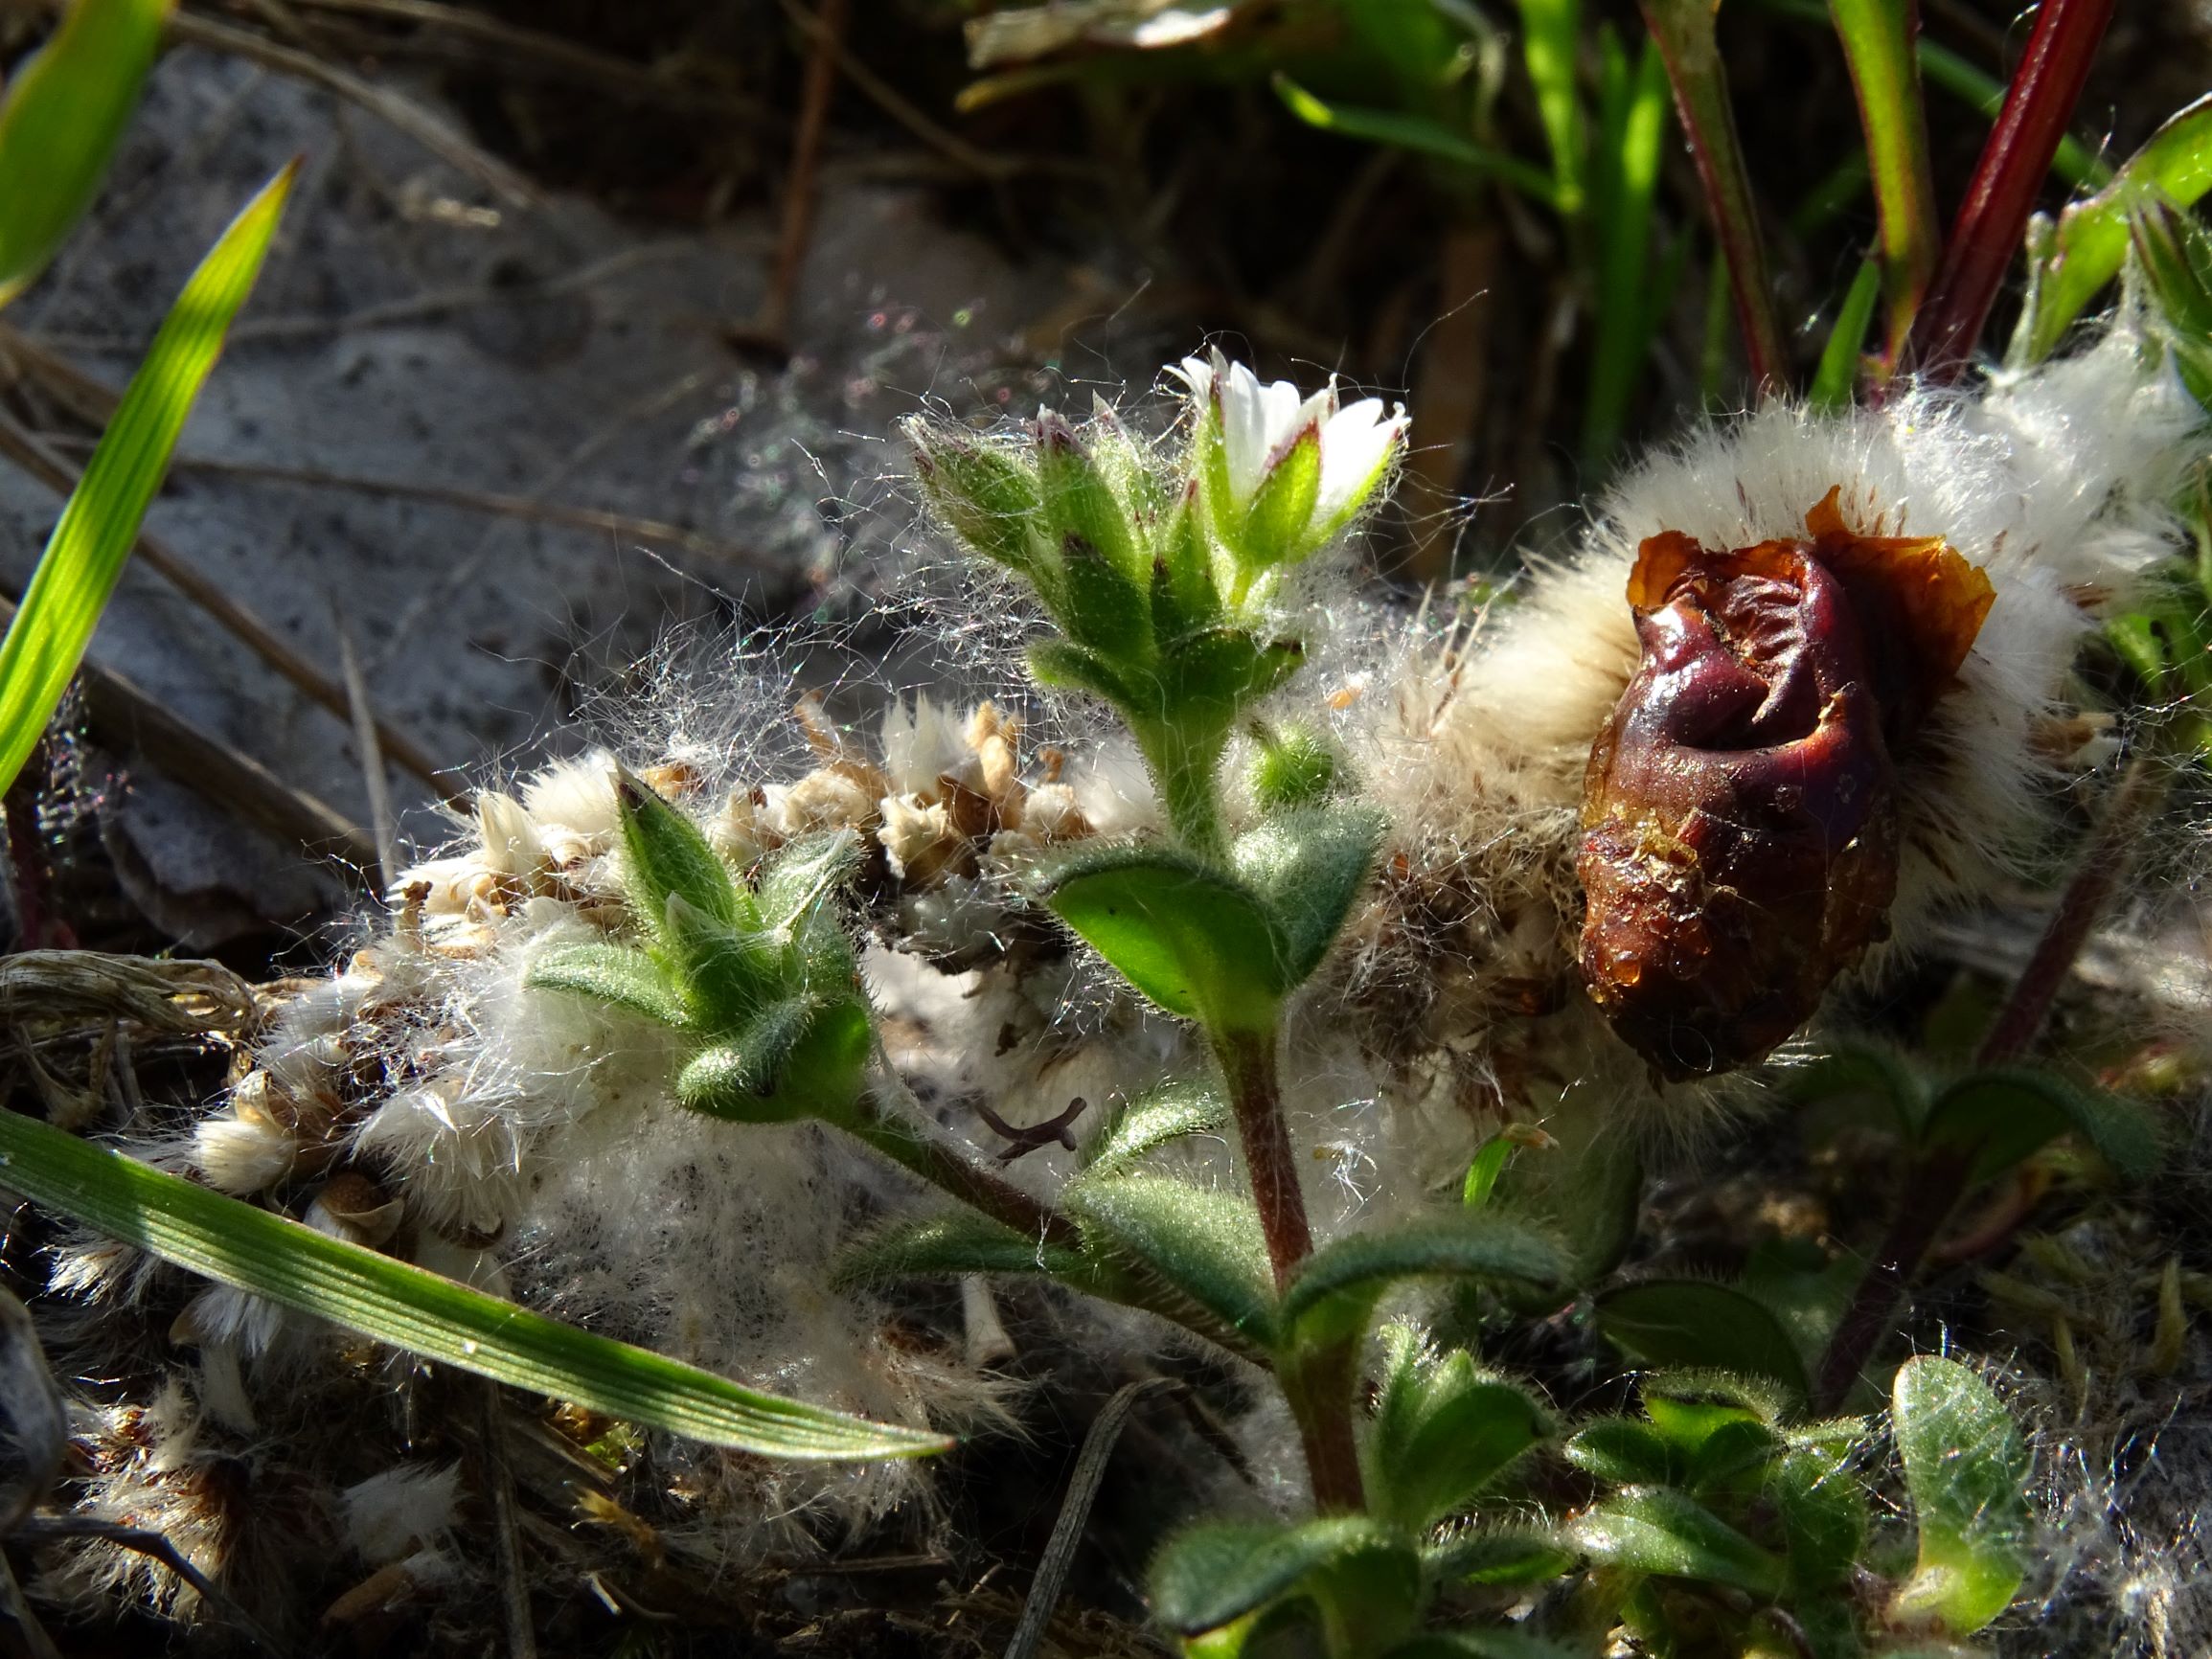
1392, 324, 2203, 968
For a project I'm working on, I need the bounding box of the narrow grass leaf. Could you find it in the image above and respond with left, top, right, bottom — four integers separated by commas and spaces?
1515, 0, 1587, 216
0, 163, 292, 795
0, 0, 172, 307
1828, 0, 1939, 361
0, 1108, 948, 1460
1271, 74, 1560, 206
1810, 256, 1883, 411
1582, 31, 1670, 466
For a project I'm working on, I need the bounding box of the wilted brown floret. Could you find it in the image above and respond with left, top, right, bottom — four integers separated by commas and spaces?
1579, 489, 1995, 1079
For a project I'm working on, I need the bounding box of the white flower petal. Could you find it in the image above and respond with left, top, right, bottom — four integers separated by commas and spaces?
1220, 356, 1274, 504
1315, 398, 1408, 526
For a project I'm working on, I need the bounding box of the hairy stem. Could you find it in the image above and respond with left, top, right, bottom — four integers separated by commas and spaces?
850, 1086, 1081, 1250
1134, 720, 1227, 861
1216, 1027, 1364, 1512
1906, 0, 2114, 376
1810, 759, 2164, 1410
1809, 1147, 1972, 1412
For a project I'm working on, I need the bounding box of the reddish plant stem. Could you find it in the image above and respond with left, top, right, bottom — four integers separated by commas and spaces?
1906, 0, 2114, 377
1639, 0, 1790, 392
1809, 758, 2163, 1411
1973, 756, 2163, 1066
1218, 1028, 1364, 1513
1220, 1030, 1315, 1290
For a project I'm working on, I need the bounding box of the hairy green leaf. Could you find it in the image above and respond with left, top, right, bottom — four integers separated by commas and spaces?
677, 997, 870, 1125
0, 0, 172, 307
1080, 1077, 1230, 1179
1059, 530, 1153, 658
1891, 1356, 2031, 1635
0, 164, 291, 795
0, 1109, 946, 1460
1045, 845, 1281, 1033
616, 767, 746, 934
1920, 1066, 2159, 1186
1037, 408, 1143, 583
1231, 803, 1386, 995
1769, 1444, 1868, 1593
907, 421, 1048, 585
1283, 1216, 1568, 1350
1150, 1515, 1418, 1647
755, 829, 860, 933
1594, 1282, 1812, 1399
1564, 1418, 1676, 1486
1383, 1632, 1584, 1659
1570, 1485, 1786, 1597
525, 942, 689, 1029
1063, 1174, 1276, 1346
835, 1211, 1089, 1287
1366, 1324, 1548, 1533
1424, 1526, 1579, 1589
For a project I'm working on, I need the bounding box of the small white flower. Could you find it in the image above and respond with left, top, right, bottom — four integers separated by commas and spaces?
1174, 346, 1407, 575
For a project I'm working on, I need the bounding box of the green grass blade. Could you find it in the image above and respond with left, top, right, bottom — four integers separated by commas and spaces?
0, 0, 173, 307
1828, 0, 1939, 363
1810, 255, 1883, 410
1271, 74, 1561, 207
1515, 0, 1586, 216
1581, 32, 1669, 467
2021, 93, 2212, 362
1750, 0, 2108, 189
0, 1107, 950, 1460
0, 162, 292, 796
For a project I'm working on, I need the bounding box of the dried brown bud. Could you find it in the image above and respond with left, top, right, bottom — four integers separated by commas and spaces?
1578, 489, 1994, 1079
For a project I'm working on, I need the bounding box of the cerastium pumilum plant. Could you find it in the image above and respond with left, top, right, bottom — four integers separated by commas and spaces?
529, 354, 1585, 1531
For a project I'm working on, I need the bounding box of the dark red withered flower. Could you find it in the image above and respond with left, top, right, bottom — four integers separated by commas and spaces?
1578, 489, 1995, 1079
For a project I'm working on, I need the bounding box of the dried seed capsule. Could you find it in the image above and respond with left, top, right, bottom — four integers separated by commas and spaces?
1578, 489, 1994, 1079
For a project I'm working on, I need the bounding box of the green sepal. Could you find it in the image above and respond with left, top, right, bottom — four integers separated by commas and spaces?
1036, 407, 1144, 582
660, 893, 790, 1031
1364, 1323, 1549, 1534
677, 997, 870, 1126
1281, 1216, 1568, 1352
1569, 1486, 1786, 1598
1233, 420, 1322, 575
616, 767, 749, 934
1080, 1077, 1231, 1179
907, 420, 1050, 588
1593, 1282, 1812, 1401
1061, 1173, 1277, 1347
1151, 481, 1223, 638
1059, 530, 1154, 659
1890, 1356, 2031, 1636
756, 829, 861, 933
1919, 1066, 2159, 1186
525, 942, 691, 1030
